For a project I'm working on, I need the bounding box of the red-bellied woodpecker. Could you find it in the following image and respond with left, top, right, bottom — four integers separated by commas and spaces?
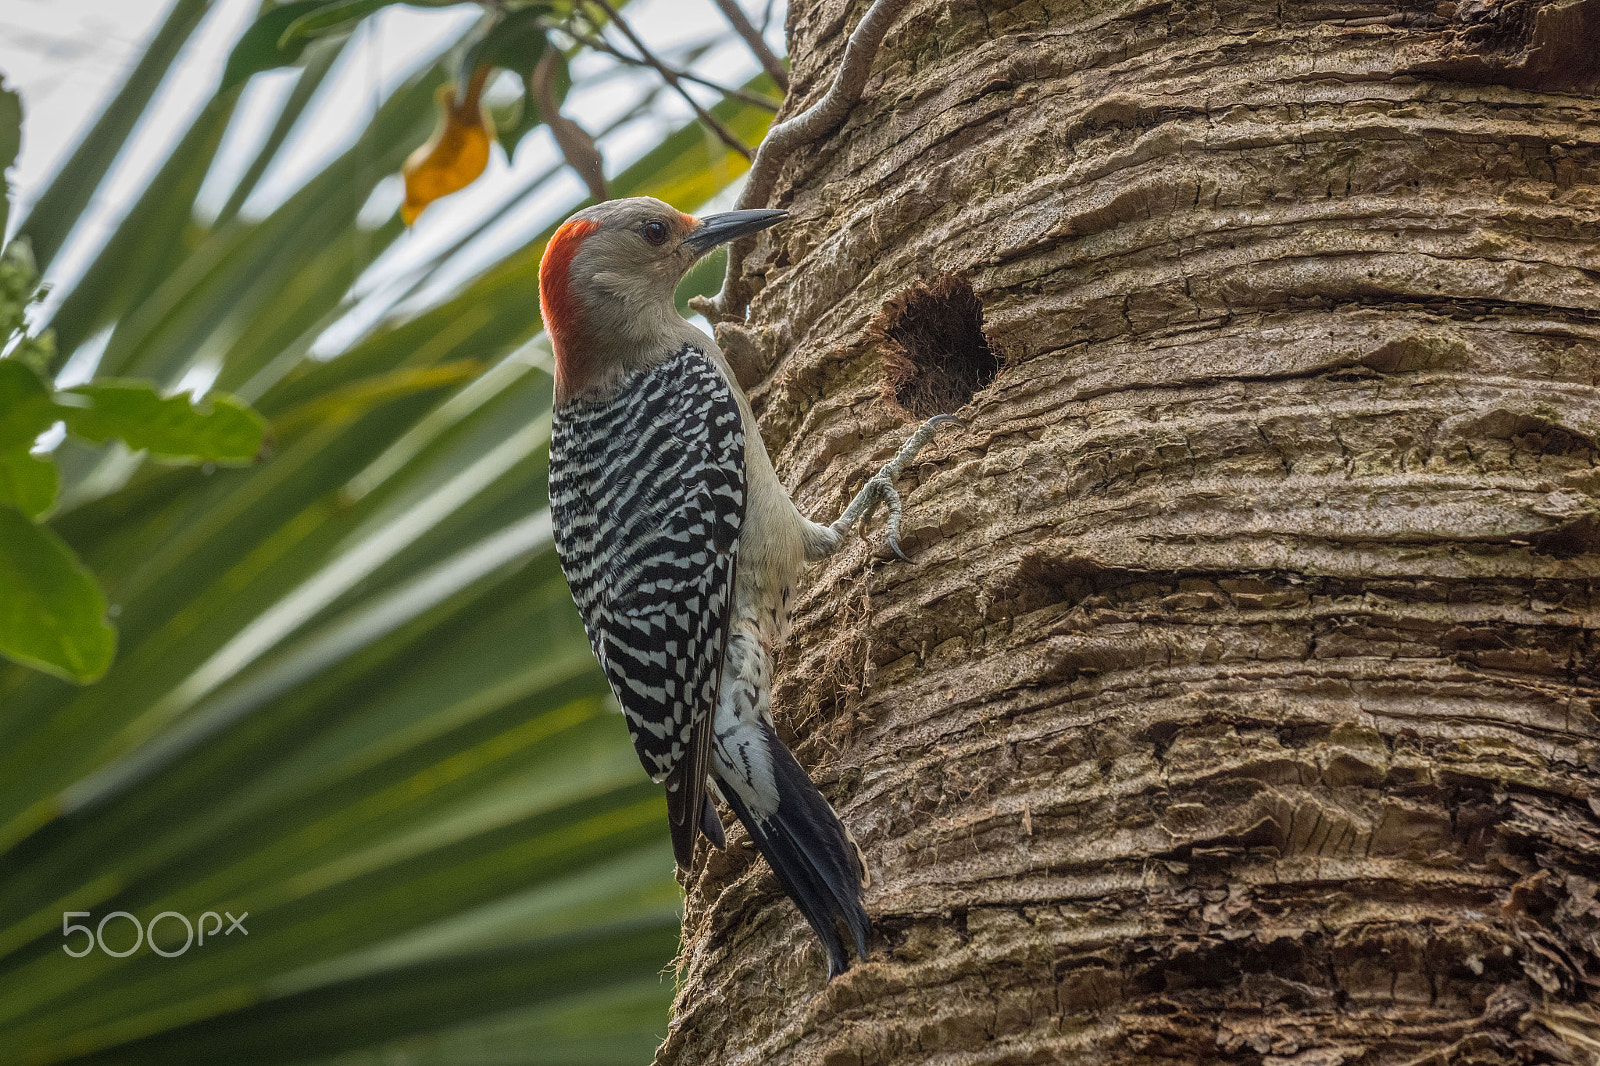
541, 196, 956, 977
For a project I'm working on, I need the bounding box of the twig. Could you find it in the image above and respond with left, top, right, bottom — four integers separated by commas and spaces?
710, 0, 789, 92
559, 23, 781, 110
700, 0, 913, 321
459, 58, 493, 108
737, 0, 911, 210
585, 0, 752, 161
760, 0, 778, 36
533, 50, 608, 202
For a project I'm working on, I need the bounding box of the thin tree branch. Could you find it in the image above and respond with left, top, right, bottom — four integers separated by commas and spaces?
557, 22, 781, 110
699, 0, 913, 321
737, 0, 910, 211
459, 59, 494, 108
533, 50, 608, 202
709, 0, 789, 92
584, 0, 752, 161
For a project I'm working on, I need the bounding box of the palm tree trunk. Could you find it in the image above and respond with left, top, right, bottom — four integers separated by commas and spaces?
663, 0, 1600, 1062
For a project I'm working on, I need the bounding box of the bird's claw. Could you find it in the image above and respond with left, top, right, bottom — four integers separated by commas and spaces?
876, 477, 911, 561
871, 454, 915, 561
872, 414, 962, 562
886, 414, 963, 475
829, 414, 962, 563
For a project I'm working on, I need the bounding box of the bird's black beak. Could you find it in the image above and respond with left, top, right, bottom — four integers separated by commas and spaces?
683, 208, 787, 256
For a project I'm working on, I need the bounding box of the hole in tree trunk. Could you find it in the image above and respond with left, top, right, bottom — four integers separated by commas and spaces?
873, 275, 1002, 419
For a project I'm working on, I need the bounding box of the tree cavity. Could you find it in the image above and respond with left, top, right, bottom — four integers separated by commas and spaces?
874, 275, 1001, 419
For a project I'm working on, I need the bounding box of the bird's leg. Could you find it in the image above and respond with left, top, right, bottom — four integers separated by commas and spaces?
813, 414, 960, 561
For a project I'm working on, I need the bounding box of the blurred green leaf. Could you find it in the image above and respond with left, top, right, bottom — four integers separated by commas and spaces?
493, 48, 573, 160
466, 5, 553, 78
0, 5, 786, 1063
0, 504, 115, 682
282, 0, 412, 44
0, 359, 57, 451
221, 1, 331, 92
0, 75, 20, 240
0, 446, 58, 518
676, 247, 726, 318
15, 0, 210, 272
0, 239, 55, 379
60, 382, 268, 463
215, 38, 348, 228
44, 92, 240, 362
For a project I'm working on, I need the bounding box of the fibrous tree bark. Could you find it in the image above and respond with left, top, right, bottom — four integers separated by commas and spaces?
661, 0, 1600, 1063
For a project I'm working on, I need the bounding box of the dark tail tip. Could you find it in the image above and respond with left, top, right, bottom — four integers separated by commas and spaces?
719, 726, 870, 976
700, 794, 726, 850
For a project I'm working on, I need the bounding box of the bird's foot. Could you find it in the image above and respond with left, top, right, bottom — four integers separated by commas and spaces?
829, 414, 961, 561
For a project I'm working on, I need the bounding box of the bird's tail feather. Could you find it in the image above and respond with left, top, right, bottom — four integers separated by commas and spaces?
700, 794, 726, 849
717, 723, 869, 978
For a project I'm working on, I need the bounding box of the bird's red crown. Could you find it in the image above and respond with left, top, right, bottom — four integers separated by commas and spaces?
539, 217, 599, 401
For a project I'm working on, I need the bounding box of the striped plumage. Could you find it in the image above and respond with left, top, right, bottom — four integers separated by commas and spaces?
548, 339, 869, 974
550, 346, 744, 864
541, 196, 953, 979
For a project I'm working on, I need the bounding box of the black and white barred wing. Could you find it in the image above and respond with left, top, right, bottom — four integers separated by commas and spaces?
548, 349, 745, 861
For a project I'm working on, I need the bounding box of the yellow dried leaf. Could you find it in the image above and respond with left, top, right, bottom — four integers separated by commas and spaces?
400, 71, 493, 226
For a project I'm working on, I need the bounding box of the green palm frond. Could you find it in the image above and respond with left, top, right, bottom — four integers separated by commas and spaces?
0, 5, 779, 1061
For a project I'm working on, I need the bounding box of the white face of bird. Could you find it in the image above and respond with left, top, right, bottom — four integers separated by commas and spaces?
568, 197, 702, 305
555, 196, 788, 310
539, 196, 786, 399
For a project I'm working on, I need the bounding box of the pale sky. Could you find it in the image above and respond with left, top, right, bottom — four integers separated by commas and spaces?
0, 0, 784, 359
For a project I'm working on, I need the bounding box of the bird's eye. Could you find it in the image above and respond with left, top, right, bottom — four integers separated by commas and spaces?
642, 219, 669, 246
